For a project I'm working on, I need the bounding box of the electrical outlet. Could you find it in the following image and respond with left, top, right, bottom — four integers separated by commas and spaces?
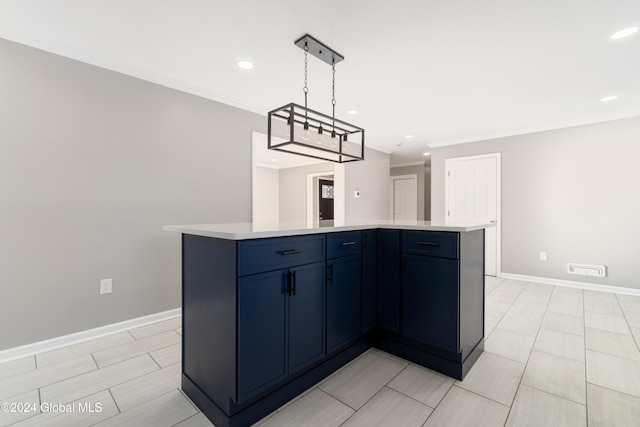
100, 278, 112, 294
539, 251, 547, 261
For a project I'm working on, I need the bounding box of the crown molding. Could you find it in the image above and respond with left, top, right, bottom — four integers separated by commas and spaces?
428, 111, 640, 148
0, 31, 268, 116
390, 161, 426, 168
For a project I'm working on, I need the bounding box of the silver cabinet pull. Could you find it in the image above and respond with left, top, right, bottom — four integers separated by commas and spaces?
416, 242, 437, 246
340, 242, 356, 247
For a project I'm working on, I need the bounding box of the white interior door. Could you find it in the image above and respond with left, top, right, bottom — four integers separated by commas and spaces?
445, 154, 500, 276
391, 175, 417, 221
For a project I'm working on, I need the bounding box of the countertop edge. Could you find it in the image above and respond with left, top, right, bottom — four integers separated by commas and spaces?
163, 222, 494, 240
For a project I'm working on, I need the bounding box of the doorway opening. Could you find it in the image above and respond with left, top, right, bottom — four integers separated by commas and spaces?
318, 177, 334, 227
306, 172, 336, 227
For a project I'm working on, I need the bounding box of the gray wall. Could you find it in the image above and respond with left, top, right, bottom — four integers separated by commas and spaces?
0, 38, 265, 350
254, 166, 280, 223
391, 164, 426, 220
345, 147, 391, 222
278, 163, 335, 222
278, 147, 391, 224
431, 117, 640, 290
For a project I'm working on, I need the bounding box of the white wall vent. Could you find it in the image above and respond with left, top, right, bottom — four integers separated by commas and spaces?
567, 263, 607, 278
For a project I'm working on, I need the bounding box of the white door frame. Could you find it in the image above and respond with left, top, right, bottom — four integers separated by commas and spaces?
390, 174, 418, 220
307, 171, 336, 227
444, 153, 501, 276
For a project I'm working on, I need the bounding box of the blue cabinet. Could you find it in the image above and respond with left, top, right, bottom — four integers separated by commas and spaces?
238, 269, 287, 401
327, 254, 361, 353
374, 230, 485, 380
376, 230, 400, 333
238, 235, 325, 276
361, 230, 377, 333
326, 232, 362, 354
237, 262, 325, 402
181, 228, 485, 427
402, 254, 459, 352
326, 231, 361, 258
236, 234, 325, 403
401, 231, 461, 352
288, 262, 326, 373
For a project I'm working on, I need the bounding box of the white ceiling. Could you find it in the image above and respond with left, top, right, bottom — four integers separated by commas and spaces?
1, 0, 639, 165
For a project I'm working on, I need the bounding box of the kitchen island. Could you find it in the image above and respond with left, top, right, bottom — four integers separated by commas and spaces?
164, 221, 492, 427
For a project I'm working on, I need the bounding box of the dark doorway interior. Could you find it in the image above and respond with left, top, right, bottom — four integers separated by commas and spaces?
318, 179, 334, 221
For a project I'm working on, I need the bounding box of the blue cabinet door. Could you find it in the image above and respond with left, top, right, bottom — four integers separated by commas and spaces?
237, 270, 287, 402
327, 254, 362, 353
362, 230, 377, 333
402, 254, 460, 352
289, 262, 326, 374
238, 262, 326, 402
377, 230, 400, 332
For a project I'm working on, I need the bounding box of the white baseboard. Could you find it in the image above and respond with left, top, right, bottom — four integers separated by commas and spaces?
0, 308, 181, 364
499, 272, 640, 297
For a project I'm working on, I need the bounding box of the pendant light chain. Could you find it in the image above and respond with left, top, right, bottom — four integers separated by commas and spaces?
331, 59, 336, 132
303, 43, 309, 117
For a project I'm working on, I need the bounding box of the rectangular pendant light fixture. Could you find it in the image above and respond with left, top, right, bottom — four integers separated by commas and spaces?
268, 34, 365, 163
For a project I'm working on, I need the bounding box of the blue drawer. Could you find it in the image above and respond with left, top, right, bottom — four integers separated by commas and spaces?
238, 235, 326, 276
327, 231, 362, 259
402, 231, 459, 259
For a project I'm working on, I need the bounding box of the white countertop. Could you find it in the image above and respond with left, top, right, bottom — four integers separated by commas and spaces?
163, 220, 494, 240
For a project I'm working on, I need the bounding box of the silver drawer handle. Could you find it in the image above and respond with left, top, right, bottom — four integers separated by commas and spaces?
281, 250, 302, 256
340, 242, 356, 247
417, 242, 437, 246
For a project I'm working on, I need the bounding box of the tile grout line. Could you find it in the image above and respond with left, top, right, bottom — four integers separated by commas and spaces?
108, 387, 122, 414
312, 387, 357, 425
502, 281, 556, 426
0, 357, 102, 403
90, 352, 99, 370
178, 387, 200, 413
615, 293, 640, 354
37, 356, 159, 406
421, 379, 455, 425
94, 341, 180, 369
585, 347, 640, 363
149, 352, 163, 369
381, 364, 443, 411
585, 380, 640, 400
450, 383, 511, 409
485, 280, 526, 339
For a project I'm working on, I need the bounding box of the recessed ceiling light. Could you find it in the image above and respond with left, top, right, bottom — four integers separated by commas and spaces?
423, 152, 431, 156
347, 110, 358, 115
611, 26, 639, 39
271, 158, 278, 162
600, 95, 618, 102
405, 135, 414, 139
237, 60, 254, 70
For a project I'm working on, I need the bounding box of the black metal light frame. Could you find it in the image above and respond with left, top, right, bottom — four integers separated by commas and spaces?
267, 34, 365, 163
268, 103, 365, 163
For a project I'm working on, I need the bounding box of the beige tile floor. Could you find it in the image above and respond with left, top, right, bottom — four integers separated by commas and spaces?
2, 278, 640, 426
